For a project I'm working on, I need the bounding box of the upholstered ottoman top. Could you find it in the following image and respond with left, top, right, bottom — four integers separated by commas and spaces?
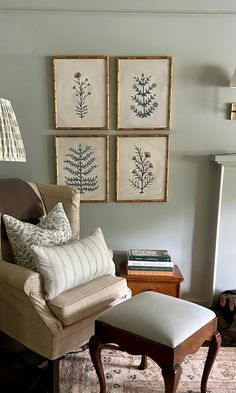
97, 291, 216, 348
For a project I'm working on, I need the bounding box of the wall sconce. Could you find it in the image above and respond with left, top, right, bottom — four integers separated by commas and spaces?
230, 69, 236, 120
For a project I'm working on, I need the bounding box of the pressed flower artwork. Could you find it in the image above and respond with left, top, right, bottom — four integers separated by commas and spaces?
129, 146, 156, 194
73, 72, 91, 119
117, 57, 172, 130
64, 144, 99, 193
130, 74, 158, 119
55, 135, 109, 202
116, 135, 170, 202
53, 57, 109, 129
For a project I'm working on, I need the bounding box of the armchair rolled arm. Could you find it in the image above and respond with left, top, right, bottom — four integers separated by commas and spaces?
0, 260, 62, 334
0, 259, 39, 291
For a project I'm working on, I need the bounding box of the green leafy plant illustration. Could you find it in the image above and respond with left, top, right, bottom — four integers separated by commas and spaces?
130, 73, 158, 118
73, 72, 91, 119
63, 144, 99, 194
129, 145, 156, 194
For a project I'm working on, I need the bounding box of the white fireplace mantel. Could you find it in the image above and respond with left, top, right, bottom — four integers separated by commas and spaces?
213, 154, 236, 167
211, 153, 236, 303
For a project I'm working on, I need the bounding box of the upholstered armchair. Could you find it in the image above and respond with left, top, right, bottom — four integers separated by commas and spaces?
0, 180, 131, 392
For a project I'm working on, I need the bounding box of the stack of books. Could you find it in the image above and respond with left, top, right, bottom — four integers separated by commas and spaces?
127, 249, 174, 276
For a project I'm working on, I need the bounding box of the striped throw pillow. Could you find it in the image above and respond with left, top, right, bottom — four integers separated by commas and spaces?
30, 227, 115, 300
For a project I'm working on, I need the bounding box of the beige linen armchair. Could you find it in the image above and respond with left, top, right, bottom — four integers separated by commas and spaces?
0, 180, 131, 392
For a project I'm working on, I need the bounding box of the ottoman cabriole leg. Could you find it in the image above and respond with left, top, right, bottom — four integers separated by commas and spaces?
89, 335, 107, 393
89, 328, 221, 393
162, 364, 182, 393
138, 354, 147, 370
200, 332, 222, 393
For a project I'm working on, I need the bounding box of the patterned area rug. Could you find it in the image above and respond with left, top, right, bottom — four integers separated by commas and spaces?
60, 346, 236, 392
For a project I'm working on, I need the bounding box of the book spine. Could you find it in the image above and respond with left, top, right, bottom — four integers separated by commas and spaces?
127, 266, 174, 271
127, 269, 174, 276
128, 255, 171, 262
127, 261, 174, 267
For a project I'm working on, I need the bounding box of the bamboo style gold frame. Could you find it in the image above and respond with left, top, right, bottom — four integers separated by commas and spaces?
116, 134, 170, 202
53, 56, 109, 130
55, 135, 109, 202
117, 56, 172, 130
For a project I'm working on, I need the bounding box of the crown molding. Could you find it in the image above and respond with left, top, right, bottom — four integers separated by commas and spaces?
1, 1, 236, 15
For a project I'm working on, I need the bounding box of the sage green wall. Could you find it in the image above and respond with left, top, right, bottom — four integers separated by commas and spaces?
1, 1, 236, 304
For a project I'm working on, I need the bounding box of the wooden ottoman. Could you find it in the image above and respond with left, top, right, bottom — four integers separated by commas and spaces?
89, 291, 221, 393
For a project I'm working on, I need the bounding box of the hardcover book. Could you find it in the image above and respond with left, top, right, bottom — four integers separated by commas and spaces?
127, 261, 174, 268
127, 266, 174, 271
128, 249, 171, 262
127, 269, 174, 276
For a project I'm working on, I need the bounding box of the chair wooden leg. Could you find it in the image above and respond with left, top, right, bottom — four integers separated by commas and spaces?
89, 335, 107, 393
162, 364, 182, 393
138, 354, 147, 370
47, 358, 60, 393
201, 332, 222, 393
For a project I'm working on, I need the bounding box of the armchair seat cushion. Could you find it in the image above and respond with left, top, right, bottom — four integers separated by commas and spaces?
47, 275, 130, 326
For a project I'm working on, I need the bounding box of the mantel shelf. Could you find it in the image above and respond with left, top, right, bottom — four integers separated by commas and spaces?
212, 154, 236, 166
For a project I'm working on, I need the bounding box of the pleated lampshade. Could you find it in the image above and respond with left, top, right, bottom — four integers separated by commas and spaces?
0, 98, 26, 162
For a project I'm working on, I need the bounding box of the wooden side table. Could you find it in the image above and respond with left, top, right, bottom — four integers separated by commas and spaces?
120, 264, 184, 298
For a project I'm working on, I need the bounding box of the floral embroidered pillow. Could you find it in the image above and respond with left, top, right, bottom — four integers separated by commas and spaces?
3, 202, 72, 271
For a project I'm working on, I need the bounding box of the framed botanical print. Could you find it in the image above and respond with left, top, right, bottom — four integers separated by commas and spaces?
116, 135, 170, 202
53, 56, 109, 130
55, 135, 109, 202
117, 56, 172, 130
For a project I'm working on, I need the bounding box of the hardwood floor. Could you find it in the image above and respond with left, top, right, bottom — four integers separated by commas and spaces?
0, 333, 47, 393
